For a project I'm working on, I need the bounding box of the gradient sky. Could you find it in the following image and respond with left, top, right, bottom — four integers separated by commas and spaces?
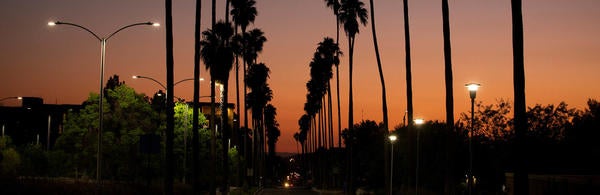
1, 0, 599, 153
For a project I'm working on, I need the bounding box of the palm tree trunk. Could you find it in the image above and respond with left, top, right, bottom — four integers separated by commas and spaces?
211, 0, 216, 27
348, 36, 355, 135
336, 66, 341, 148
221, 80, 230, 193
210, 78, 217, 195
369, 0, 390, 194
192, 0, 202, 192
441, 0, 456, 193
512, 0, 528, 194
327, 84, 334, 148
403, 0, 415, 189
165, 1, 175, 194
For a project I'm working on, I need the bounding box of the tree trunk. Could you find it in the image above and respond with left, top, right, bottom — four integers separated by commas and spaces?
369, 1, 390, 194
403, 0, 415, 189
210, 78, 216, 195
442, 0, 456, 193
512, 0, 528, 194
221, 80, 230, 193
192, 0, 202, 193
164, 0, 175, 194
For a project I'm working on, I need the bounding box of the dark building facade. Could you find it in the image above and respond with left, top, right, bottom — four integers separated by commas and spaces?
0, 97, 81, 149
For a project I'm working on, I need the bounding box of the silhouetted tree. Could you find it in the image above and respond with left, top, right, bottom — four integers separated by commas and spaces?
245, 62, 272, 183
511, 0, 527, 194
324, 0, 343, 149
164, 0, 175, 193
200, 21, 235, 193
338, 0, 367, 191
192, 0, 202, 192
441, 0, 456, 192
231, 0, 257, 132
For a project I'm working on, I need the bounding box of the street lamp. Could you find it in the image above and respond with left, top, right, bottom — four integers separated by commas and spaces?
48, 21, 159, 183
465, 83, 480, 195
414, 118, 424, 195
0, 96, 23, 103
388, 134, 397, 195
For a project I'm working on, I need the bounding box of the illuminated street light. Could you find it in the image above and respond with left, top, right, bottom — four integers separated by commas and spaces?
49, 20, 158, 184
414, 118, 424, 195
388, 134, 397, 195
465, 83, 480, 195
132, 75, 201, 101
0, 96, 23, 103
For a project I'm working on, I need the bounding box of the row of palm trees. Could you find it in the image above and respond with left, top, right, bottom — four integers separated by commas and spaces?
294, 0, 528, 194
163, 0, 279, 194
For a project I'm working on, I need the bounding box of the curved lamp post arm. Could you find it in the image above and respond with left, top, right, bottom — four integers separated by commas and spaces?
174, 78, 195, 86
133, 75, 167, 90
51, 21, 102, 41
0, 96, 23, 102
107, 22, 158, 41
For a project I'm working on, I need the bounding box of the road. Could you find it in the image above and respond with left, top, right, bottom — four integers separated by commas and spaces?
256, 187, 318, 195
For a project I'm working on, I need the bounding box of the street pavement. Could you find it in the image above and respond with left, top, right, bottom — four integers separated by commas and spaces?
256, 186, 343, 195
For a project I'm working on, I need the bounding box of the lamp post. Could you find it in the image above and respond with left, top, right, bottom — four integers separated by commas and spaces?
414, 118, 424, 195
388, 134, 397, 195
48, 21, 159, 183
0, 96, 23, 104
465, 83, 480, 195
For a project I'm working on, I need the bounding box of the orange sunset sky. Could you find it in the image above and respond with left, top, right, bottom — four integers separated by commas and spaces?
1, 0, 599, 153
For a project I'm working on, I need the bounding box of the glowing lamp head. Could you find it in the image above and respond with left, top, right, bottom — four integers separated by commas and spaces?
414, 118, 425, 125
388, 135, 397, 142
48, 21, 57, 26
152, 22, 160, 27
466, 83, 480, 92
465, 83, 481, 99
132, 75, 139, 79
17, 96, 23, 100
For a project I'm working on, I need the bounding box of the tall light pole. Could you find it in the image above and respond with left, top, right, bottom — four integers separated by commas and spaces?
388, 134, 397, 195
414, 118, 425, 195
465, 83, 480, 195
48, 21, 159, 183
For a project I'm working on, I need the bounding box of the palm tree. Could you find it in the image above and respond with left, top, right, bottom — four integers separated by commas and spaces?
164, 0, 175, 194
245, 62, 273, 182
512, 0, 528, 194
366, 0, 390, 193
338, 0, 367, 140
264, 104, 280, 179
192, 0, 202, 192
200, 21, 235, 193
338, 0, 367, 192
324, 0, 344, 149
231, 0, 257, 132
441, 0, 456, 193
402, 0, 414, 129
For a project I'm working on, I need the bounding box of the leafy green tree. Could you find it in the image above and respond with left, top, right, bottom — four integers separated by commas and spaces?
173, 101, 207, 182
0, 136, 21, 177
55, 84, 159, 180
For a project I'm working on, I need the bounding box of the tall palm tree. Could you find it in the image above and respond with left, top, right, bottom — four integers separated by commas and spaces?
338, 0, 367, 139
324, 0, 343, 149
401, 0, 416, 191
338, 0, 366, 192
441, 0, 455, 193
200, 21, 235, 193
192, 0, 202, 192
164, 0, 175, 194
512, 0, 528, 194
264, 104, 280, 180
231, 0, 257, 132
245, 62, 272, 182
367, 0, 390, 193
